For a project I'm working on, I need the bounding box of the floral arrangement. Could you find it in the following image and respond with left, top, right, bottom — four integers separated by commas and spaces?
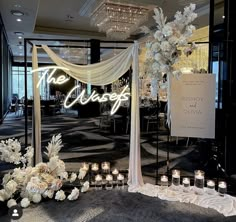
142, 3, 198, 80
0, 134, 89, 209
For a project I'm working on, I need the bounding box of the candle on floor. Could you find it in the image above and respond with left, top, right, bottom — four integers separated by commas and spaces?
117, 173, 125, 189
218, 181, 227, 197
101, 162, 110, 173
194, 170, 205, 194
182, 177, 190, 192
172, 169, 180, 188
105, 174, 113, 190
91, 163, 99, 172
160, 175, 168, 188
95, 174, 103, 190
81, 162, 89, 171
207, 180, 215, 195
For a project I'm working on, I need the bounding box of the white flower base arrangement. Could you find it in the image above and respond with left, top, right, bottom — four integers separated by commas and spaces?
0, 133, 90, 210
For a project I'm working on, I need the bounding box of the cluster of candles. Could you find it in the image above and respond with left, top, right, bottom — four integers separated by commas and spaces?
85, 162, 125, 190
160, 169, 227, 196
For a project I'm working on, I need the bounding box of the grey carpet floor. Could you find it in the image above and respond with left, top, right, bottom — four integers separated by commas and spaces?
1, 189, 236, 222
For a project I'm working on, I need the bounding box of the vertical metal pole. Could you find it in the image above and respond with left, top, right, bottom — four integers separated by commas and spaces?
24, 39, 28, 148
156, 93, 159, 185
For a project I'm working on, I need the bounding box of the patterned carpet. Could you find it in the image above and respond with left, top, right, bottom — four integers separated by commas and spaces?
0, 110, 203, 184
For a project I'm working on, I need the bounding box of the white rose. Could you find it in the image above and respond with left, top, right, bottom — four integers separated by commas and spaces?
67, 187, 80, 201
32, 193, 42, 203
81, 181, 90, 193
5, 180, 18, 195
69, 173, 77, 183
78, 168, 87, 180
7, 199, 17, 208
21, 198, 30, 208
160, 41, 171, 52
0, 189, 10, 201
55, 190, 66, 201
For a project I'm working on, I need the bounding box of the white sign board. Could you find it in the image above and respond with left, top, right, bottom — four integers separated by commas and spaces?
170, 74, 216, 139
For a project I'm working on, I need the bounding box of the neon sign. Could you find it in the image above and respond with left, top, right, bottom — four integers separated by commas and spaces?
32, 66, 130, 115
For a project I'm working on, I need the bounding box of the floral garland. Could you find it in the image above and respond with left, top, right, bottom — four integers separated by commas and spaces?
142, 3, 197, 80
0, 134, 89, 209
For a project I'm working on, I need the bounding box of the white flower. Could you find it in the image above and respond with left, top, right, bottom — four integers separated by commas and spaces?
24, 146, 34, 167
162, 23, 173, 37
151, 42, 161, 53
7, 199, 17, 208
59, 171, 68, 180
50, 179, 63, 191
47, 156, 66, 177
0, 189, 10, 201
160, 41, 171, 52
32, 193, 42, 203
154, 30, 163, 41
69, 173, 77, 183
4, 180, 17, 195
67, 187, 79, 201
81, 181, 90, 193
154, 53, 163, 62
21, 198, 30, 208
152, 62, 160, 71
78, 168, 87, 180
55, 190, 66, 201
2, 172, 11, 186
44, 134, 63, 158
43, 190, 54, 199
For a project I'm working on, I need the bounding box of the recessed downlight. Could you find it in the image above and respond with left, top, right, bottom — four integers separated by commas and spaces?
14, 31, 24, 36
18, 36, 23, 39
11, 10, 24, 16
16, 18, 22, 22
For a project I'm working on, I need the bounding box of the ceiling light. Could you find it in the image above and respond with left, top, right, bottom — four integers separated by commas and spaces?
18, 36, 22, 39
16, 18, 22, 22
222, 15, 225, 19
14, 31, 24, 36
11, 10, 24, 16
90, 0, 150, 40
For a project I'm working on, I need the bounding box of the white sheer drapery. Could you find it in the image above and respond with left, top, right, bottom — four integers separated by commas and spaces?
31, 41, 143, 189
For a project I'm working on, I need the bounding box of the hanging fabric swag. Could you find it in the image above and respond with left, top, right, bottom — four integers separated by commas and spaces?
32, 41, 144, 191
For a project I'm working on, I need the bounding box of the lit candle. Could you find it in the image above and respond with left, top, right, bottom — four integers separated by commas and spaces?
172, 170, 180, 178
207, 180, 215, 188
106, 174, 113, 181
117, 173, 124, 181
101, 162, 110, 173
112, 168, 119, 175
182, 177, 190, 186
218, 181, 226, 189
95, 174, 102, 182
161, 175, 168, 182
194, 170, 205, 194
81, 162, 89, 171
91, 163, 99, 172
218, 181, 227, 197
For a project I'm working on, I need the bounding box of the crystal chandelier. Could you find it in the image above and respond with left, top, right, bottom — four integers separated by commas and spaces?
90, 0, 150, 40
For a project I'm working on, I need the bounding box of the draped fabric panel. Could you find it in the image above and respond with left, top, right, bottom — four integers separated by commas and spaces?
31, 41, 143, 189
41, 44, 133, 85
32, 46, 42, 164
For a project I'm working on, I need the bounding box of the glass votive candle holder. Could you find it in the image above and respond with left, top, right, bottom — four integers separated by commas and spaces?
182, 177, 190, 192
117, 173, 125, 189
160, 175, 168, 189
105, 174, 113, 190
95, 174, 103, 190
101, 162, 110, 174
91, 163, 99, 172
194, 170, 205, 194
218, 181, 227, 197
112, 168, 119, 184
172, 169, 180, 190
81, 162, 89, 171
206, 180, 215, 195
